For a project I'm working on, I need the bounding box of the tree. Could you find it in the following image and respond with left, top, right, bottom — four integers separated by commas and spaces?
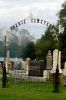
35, 25, 55, 60
14, 29, 34, 46
21, 42, 36, 60
0, 28, 35, 58
8, 42, 19, 58
58, 1, 66, 66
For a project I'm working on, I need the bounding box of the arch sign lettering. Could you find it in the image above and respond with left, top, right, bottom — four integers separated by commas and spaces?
10, 18, 52, 30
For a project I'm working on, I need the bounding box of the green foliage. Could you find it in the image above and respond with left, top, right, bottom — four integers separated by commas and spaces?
0, 29, 35, 59
8, 42, 20, 58
35, 1, 66, 67
35, 25, 55, 60
21, 42, 36, 60
59, 1, 66, 18
59, 1, 66, 65
0, 41, 4, 57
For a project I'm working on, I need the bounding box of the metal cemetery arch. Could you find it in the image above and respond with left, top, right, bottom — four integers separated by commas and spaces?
2, 17, 61, 93
10, 18, 52, 30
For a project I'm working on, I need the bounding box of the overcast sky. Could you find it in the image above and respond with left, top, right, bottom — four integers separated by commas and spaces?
0, 0, 65, 38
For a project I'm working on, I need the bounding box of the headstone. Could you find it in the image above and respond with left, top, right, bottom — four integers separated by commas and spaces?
6, 50, 12, 71
28, 60, 44, 77
64, 62, 66, 69
51, 49, 62, 73
14, 58, 22, 70
43, 70, 48, 79
46, 50, 52, 70
58, 51, 62, 73
25, 58, 30, 75
21, 60, 29, 76
63, 62, 66, 76
7, 50, 9, 58
45, 50, 52, 79
5, 50, 10, 72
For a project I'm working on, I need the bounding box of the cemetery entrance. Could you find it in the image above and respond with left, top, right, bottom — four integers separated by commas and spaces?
1, 17, 63, 93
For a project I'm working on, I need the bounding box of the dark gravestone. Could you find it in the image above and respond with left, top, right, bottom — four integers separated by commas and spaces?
28, 60, 44, 77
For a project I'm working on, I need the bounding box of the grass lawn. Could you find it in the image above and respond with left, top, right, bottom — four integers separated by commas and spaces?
0, 82, 66, 100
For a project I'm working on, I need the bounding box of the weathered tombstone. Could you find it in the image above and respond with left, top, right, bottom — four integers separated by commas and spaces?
13, 58, 22, 83
51, 49, 62, 93
51, 49, 62, 73
63, 62, 66, 76
6, 50, 10, 72
43, 70, 48, 79
28, 60, 44, 77
14, 61, 22, 70
46, 50, 52, 70
45, 50, 52, 79
14, 58, 31, 83
7, 50, 9, 58
63, 62, 66, 86
25, 58, 30, 75
58, 51, 62, 73
14, 58, 22, 70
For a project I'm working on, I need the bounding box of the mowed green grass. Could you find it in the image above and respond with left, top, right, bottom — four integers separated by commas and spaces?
0, 82, 66, 100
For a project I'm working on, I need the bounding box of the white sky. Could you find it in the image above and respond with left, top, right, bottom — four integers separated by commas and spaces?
0, 0, 65, 38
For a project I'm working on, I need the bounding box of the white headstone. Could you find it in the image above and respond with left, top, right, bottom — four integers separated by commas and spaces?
43, 70, 48, 79
7, 50, 9, 58
5, 50, 10, 72
64, 62, 66, 69
63, 62, 66, 76
58, 51, 62, 73
25, 58, 30, 75
51, 49, 62, 73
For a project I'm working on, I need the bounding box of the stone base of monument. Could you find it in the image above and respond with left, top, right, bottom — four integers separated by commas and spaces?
14, 76, 46, 83
13, 70, 46, 83
51, 68, 62, 74
43, 70, 47, 79
43, 70, 52, 80
28, 76, 46, 82
63, 70, 66, 76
